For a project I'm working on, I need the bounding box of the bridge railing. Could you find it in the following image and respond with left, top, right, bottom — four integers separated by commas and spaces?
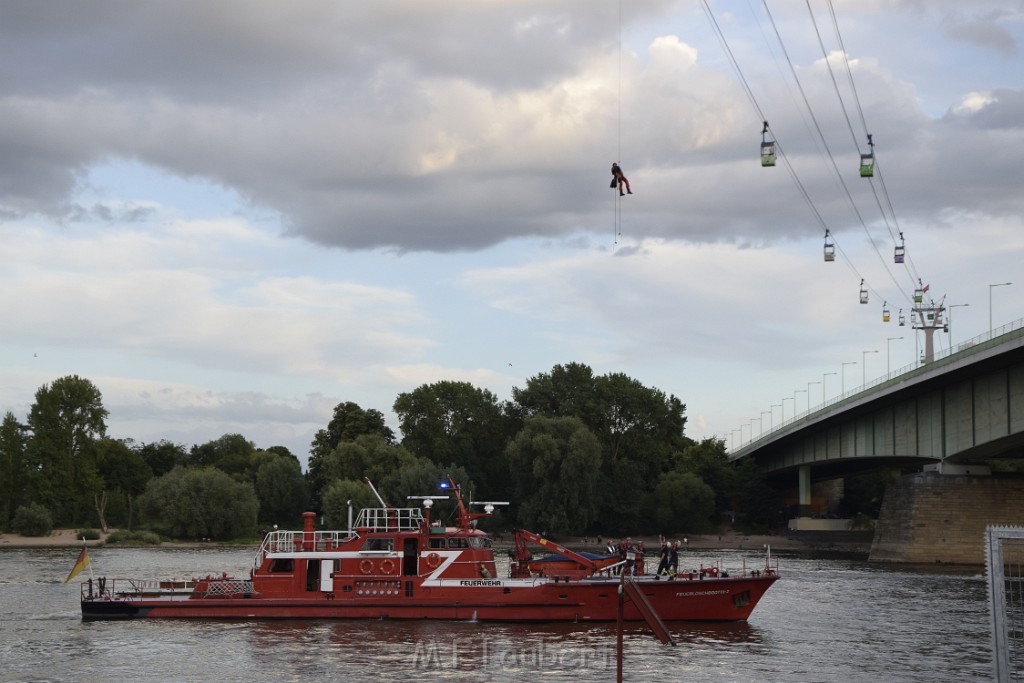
730, 317, 1024, 455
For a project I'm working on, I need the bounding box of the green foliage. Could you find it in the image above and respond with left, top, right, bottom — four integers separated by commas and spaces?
26, 375, 108, 525
11, 503, 53, 537
138, 467, 259, 540
254, 454, 307, 525
189, 434, 255, 470
394, 381, 513, 499
106, 529, 162, 545
648, 470, 716, 533
77, 528, 102, 540
506, 416, 602, 535
136, 440, 188, 477
307, 402, 394, 509
321, 479, 378, 527
0, 412, 28, 529
511, 363, 691, 532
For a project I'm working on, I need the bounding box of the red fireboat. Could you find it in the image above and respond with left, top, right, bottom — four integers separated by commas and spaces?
80, 479, 778, 622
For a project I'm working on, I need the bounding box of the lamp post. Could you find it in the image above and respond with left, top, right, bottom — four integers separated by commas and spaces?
781, 397, 793, 422
947, 303, 969, 349
841, 361, 857, 394
761, 410, 772, 431
989, 283, 1012, 336
751, 417, 761, 438
793, 389, 806, 417
807, 381, 820, 411
771, 404, 781, 426
862, 350, 878, 385
822, 371, 836, 405
886, 336, 904, 374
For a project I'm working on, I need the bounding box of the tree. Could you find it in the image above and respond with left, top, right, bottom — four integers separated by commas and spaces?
321, 479, 378, 528
394, 381, 514, 498
0, 412, 28, 530
94, 438, 153, 531
189, 433, 256, 472
511, 363, 690, 531
254, 454, 307, 525
320, 434, 418, 486
505, 416, 602, 535
676, 438, 735, 519
136, 440, 188, 477
26, 375, 108, 524
648, 470, 716, 533
307, 402, 394, 509
138, 467, 258, 540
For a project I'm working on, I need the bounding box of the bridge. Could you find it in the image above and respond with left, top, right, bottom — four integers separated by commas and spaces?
728, 319, 1024, 564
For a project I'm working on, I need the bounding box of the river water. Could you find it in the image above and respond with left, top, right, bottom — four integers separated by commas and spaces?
0, 546, 995, 682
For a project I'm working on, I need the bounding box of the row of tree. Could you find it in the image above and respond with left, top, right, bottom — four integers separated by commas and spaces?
0, 365, 782, 540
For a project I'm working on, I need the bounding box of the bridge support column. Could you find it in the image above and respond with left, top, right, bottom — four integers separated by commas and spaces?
798, 465, 812, 517
871, 471, 1024, 564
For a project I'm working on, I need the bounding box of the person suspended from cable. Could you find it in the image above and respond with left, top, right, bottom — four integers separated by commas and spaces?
610, 162, 632, 196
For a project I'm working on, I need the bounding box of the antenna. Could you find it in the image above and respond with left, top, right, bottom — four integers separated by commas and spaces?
470, 501, 510, 515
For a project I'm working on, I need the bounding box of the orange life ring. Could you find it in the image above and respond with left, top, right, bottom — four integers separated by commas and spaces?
425, 552, 441, 569
359, 559, 374, 575
379, 559, 396, 575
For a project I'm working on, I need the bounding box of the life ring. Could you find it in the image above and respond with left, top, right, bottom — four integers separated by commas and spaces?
425, 552, 441, 569
359, 559, 374, 575
379, 559, 396, 575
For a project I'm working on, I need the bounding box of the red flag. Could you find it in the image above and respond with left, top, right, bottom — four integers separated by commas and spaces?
64, 547, 90, 583
922, 284, 930, 293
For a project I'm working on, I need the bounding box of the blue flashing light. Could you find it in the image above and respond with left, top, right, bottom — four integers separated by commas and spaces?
438, 482, 450, 489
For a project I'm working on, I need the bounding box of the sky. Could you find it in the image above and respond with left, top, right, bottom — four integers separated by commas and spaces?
1, 1, 1022, 468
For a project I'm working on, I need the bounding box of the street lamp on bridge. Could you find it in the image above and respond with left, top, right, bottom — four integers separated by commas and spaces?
862, 350, 878, 386
886, 336, 904, 374
771, 404, 781, 426
807, 381, 820, 411
761, 410, 772, 431
841, 361, 857, 394
947, 303, 969, 349
989, 282, 1012, 336
781, 397, 793, 422
793, 389, 806, 417
822, 371, 836, 405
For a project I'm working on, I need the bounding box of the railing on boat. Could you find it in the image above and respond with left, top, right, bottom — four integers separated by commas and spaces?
252, 507, 424, 566
80, 577, 255, 601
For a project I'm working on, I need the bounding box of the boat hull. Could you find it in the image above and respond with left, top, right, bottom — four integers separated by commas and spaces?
82, 574, 777, 622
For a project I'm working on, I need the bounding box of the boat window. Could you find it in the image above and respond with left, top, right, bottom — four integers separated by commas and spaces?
468, 537, 491, 549
429, 538, 446, 549
448, 537, 470, 549
268, 558, 294, 573
362, 538, 394, 551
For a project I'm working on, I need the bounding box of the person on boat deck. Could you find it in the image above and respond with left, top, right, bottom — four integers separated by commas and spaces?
618, 537, 632, 575
668, 541, 680, 579
634, 540, 645, 576
656, 536, 671, 578
610, 162, 632, 196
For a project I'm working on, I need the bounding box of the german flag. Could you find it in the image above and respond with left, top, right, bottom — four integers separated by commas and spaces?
64, 547, 90, 584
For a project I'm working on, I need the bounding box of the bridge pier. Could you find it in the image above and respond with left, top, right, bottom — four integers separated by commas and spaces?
798, 465, 812, 517
870, 471, 1024, 565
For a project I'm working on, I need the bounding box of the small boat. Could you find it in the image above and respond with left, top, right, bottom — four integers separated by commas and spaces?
80, 480, 778, 622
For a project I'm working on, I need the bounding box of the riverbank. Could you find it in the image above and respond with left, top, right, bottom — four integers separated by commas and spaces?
0, 529, 113, 548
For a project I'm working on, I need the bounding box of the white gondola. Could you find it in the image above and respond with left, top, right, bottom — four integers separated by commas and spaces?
761, 121, 776, 167
824, 230, 835, 262
859, 279, 868, 304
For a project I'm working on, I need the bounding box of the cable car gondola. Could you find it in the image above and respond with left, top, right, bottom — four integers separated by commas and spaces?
860, 133, 875, 177
898, 308, 906, 326
882, 302, 890, 322
894, 232, 905, 264
859, 279, 868, 304
760, 121, 776, 167
824, 230, 835, 262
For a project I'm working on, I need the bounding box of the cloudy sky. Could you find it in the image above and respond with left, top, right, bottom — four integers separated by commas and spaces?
2, 1, 1022, 467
